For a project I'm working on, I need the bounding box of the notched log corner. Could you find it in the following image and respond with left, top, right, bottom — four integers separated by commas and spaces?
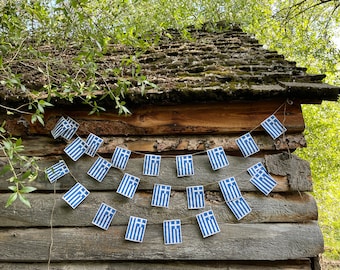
264, 153, 313, 192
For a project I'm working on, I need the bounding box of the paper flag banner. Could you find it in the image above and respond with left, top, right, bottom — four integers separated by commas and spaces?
186, 185, 205, 209
247, 162, 267, 177
111, 147, 131, 170
151, 184, 171, 208
51, 117, 71, 139
143, 154, 161, 176
92, 203, 116, 230
125, 216, 147, 243
227, 197, 252, 220
196, 210, 220, 238
87, 157, 112, 182
236, 133, 260, 158
176, 154, 194, 177
261, 115, 287, 139
219, 177, 242, 202
163, 219, 182, 245
85, 133, 104, 157
250, 169, 277, 195
61, 117, 79, 141
62, 182, 90, 209
64, 137, 87, 161
207, 146, 229, 170
116, 173, 140, 199
45, 160, 70, 183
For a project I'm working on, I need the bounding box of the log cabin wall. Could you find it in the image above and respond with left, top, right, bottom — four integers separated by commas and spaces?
0, 25, 339, 269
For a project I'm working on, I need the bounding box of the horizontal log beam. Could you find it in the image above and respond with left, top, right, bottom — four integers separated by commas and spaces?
0, 154, 312, 192
0, 192, 317, 227
3, 100, 304, 137
0, 222, 323, 261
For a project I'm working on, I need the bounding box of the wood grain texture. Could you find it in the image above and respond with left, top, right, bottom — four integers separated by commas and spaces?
3, 101, 304, 137
0, 260, 312, 270
0, 222, 323, 261
0, 154, 312, 192
0, 192, 317, 227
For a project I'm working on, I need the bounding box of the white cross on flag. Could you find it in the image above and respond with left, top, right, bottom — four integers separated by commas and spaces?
163, 219, 182, 245
116, 173, 140, 199
85, 133, 104, 157
87, 157, 112, 182
92, 203, 116, 230
151, 184, 171, 208
62, 182, 90, 209
64, 137, 87, 161
186, 185, 205, 209
236, 133, 260, 158
111, 147, 131, 170
125, 216, 147, 243
261, 115, 287, 139
207, 146, 229, 170
143, 154, 161, 176
176, 155, 194, 177
196, 210, 220, 238
45, 160, 70, 183
247, 162, 267, 177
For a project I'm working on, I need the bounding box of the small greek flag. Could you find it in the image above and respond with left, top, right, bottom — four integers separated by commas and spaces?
85, 133, 104, 157
236, 133, 260, 158
125, 216, 147, 243
227, 197, 251, 220
45, 160, 70, 183
61, 117, 79, 141
186, 185, 205, 209
87, 157, 112, 182
250, 169, 277, 195
151, 184, 171, 208
111, 147, 131, 170
64, 137, 87, 161
116, 173, 140, 199
51, 117, 71, 139
196, 210, 220, 238
143, 154, 161, 176
207, 146, 229, 170
247, 162, 267, 177
92, 203, 116, 230
176, 155, 194, 177
163, 219, 182, 245
219, 177, 242, 202
62, 182, 90, 209
261, 115, 287, 139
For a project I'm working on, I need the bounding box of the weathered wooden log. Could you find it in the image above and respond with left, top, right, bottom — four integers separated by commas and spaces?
0, 222, 323, 261
0, 260, 313, 270
0, 154, 312, 192
0, 191, 318, 227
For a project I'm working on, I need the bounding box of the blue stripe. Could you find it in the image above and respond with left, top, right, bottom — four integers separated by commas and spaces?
143, 154, 161, 176
64, 137, 87, 161
111, 147, 131, 170
250, 170, 277, 195
151, 184, 171, 208
87, 157, 111, 182
219, 177, 242, 202
92, 203, 116, 230
85, 133, 103, 157
227, 197, 251, 220
117, 173, 140, 199
61, 117, 79, 141
196, 210, 220, 238
176, 155, 194, 177
207, 146, 229, 170
186, 186, 205, 209
125, 216, 147, 242
62, 183, 89, 209
261, 115, 287, 139
163, 219, 182, 245
45, 160, 69, 183
236, 133, 259, 157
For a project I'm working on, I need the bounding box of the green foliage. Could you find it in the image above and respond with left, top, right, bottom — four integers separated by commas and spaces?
296, 100, 340, 260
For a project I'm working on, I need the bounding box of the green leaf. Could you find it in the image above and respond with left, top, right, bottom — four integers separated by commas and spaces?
0, 164, 11, 175
20, 186, 37, 194
5, 193, 17, 208
18, 193, 31, 208
8, 186, 17, 192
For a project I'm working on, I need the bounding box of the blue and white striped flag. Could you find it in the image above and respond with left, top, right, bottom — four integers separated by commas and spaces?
45, 160, 70, 183
207, 146, 229, 170
92, 203, 116, 230
261, 115, 287, 139
176, 155, 194, 177
61, 117, 79, 141
111, 147, 131, 170
227, 197, 251, 220
62, 182, 90, 209
196, 210, 220, 238
125, 216, 147, 243
247, 162, 267, 177
250, 169, 277, 195
85, 133, 104, 157
87, 157, 112, 182
163, 219, 182, 245
151, 184, 171, 208
186, 185, 205, 209
143, 154, 161, 176
219, 177, 242, 202
64, 137, 87, 161
116, 173, 140, 199
236, 133, 260, 158
51, 117, 71, 139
